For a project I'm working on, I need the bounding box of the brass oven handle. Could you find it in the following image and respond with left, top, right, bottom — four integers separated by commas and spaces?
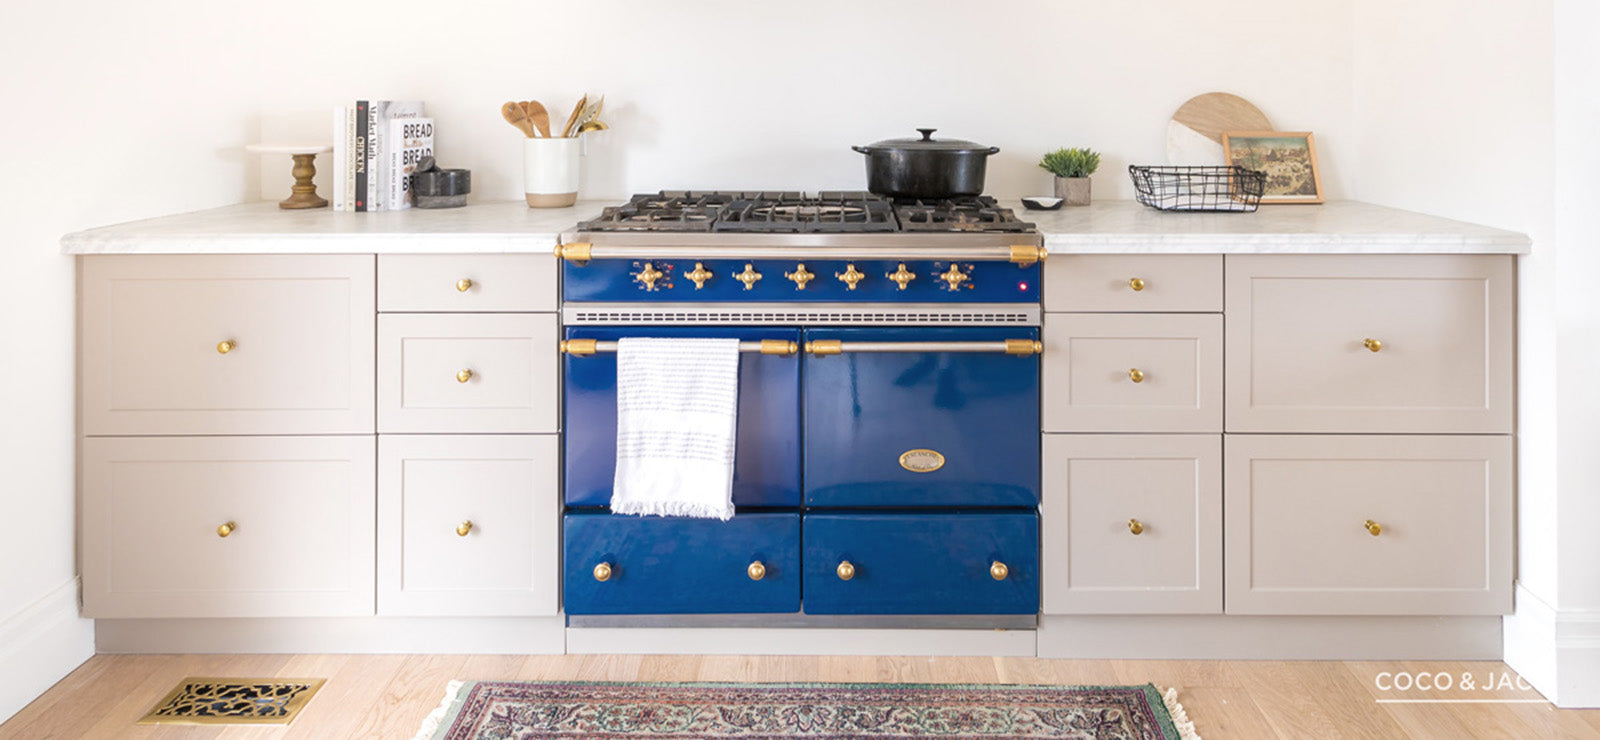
804, 339, 1042, 356
560, 339, 798, 356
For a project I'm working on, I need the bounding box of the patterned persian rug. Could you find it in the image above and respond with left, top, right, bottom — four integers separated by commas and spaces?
411, 680, 1200, 739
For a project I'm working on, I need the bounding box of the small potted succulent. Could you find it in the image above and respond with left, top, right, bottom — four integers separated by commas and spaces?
1039, 147, 1101, 206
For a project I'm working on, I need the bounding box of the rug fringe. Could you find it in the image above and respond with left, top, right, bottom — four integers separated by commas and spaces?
409, 679, 465, 740
1163, 687, 1202, 740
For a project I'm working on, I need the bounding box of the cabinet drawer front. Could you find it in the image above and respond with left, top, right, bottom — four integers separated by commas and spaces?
1045, 255, 1221, 312
803, 511, 1039, 615
563, 512, 800, 615
378, 313, 559, 433
378, 254, 556, 312
1225, 255, 1513, 433
1224, 435, 1512, 615
81, 255, 375, 435
1042, 435, 1221, 614
1042, 314, 1222, 432
378, 435, 559, 617
81, 436, 376, 618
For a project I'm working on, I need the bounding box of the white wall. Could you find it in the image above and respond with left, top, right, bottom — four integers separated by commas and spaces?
259, 0, 1354, 202
0, 0, 261, 722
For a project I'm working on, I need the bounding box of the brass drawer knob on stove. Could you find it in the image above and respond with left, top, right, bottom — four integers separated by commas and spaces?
593, 562, 613, 582
836, 560, 856, 581
1128, 368, 1146, 383
1365, 519, 1383, 536
1128, 518, 1145, 535
1363, 338, 1384, 353
456, 278, 474, 292
1128, 277, 1146, 291
747, 561, 767, 581
456, 520, 473, 537
216, 340, 237, 354
990, 561, 1009, 581
216, 521, 236, 538
456, 368, 474, 383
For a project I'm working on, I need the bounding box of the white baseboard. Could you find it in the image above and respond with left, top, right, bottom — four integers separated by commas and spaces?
1039, 614, 1503, 660
0, 577, 95, 724
1504, 583, 1600, 708
95, 616, 566, 654
566, 627, 1037, 657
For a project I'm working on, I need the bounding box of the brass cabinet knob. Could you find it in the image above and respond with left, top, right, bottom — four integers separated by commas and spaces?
836, 560, 856, 581
1129, 277, 1146, 291
1128, 518, 1145, 535
216, 340, 237, 354
593, 562, 613, 582
684, 262, 714, 289
941, 264, 970, 291
734, 263, 763, 290
747, 561, 767, 581
1363, 338, 1384, 353
990, 561, 1009, 581
836, 263, 866, 290
632, 262, 664, 291
887, 263, 916, 290
1365, 519, 1383, 536
456, 278, 473, 292
456, 368, 474, 383
1128, 368, 1145, 383
785, 263, 816, 290
216, 521, 236, 538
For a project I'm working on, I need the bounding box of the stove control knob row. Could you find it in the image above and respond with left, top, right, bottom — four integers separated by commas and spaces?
836, 264, 866, 290
887, 263, 917, 290
785, 263, 816, 290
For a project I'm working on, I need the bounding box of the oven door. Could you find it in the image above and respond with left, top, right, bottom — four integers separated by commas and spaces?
563, 326, 802, 508
802, 327, 1040, 508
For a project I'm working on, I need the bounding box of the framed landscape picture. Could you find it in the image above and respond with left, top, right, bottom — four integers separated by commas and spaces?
1222, 131, 1324, 204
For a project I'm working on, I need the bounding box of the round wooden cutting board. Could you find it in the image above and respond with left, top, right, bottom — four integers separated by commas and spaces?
1166, 92, 1272, 165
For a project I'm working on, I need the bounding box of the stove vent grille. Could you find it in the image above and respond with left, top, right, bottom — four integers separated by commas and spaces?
563, 303, 1040, 326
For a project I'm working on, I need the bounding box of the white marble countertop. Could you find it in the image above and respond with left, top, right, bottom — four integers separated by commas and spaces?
61, 199, 1530, 255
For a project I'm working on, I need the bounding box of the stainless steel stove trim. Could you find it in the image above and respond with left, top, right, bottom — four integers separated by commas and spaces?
556, 231, 1046, 264
561, 302, 1041, 326
566, 613, 1038, 630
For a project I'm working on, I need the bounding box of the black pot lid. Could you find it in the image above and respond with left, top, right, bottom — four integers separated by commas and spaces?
857, 128, 994, 153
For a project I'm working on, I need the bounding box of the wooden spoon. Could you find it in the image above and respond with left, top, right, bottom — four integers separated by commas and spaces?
562, 94, 588, 138
523, 100, 552, 138
501, 101, 536, 138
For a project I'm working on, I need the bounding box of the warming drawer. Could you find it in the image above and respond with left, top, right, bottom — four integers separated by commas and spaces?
563, 512, 800, 615
802, 510, 1039, 615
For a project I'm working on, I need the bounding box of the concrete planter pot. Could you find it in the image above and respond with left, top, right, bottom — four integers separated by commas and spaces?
1055, 176, 1092, 206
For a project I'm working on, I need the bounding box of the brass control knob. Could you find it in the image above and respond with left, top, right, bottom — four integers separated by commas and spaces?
1363, 338, 1384, 353
785, 263, 816, 290
990, 561, 1009, 581
1128, 518, 1145, 535
216, 521, 236, 538
216, 340, 237, 354
456, 278, 474, 292
1129, 277, 1146, 292
836, 560, 856, 581
456, 368, 473, 383
747, 561, 767, 581
940, 264, 970, 291
456, 520, 473, 537
1364, 519, 1383, 536
632, 262, 664, 291
1129, 368, 1145, 383
887, 263, 916, 290
684, 262, 714, 290
836, 263, 866, 290
734, 263, 763, 290
593, 562, 613, 582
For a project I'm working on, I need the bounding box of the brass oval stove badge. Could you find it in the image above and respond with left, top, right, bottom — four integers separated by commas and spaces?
899, 448, 946, 473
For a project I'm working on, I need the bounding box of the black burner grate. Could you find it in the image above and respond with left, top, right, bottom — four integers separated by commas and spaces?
894, 196, 1036, 233
715, 191, 897, 233
577, 191, 1036, 233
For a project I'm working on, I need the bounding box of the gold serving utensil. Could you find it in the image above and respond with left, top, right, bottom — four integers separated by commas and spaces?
562, 94, 588, 138
577, 120, 609, 134
501, 101, 536, 137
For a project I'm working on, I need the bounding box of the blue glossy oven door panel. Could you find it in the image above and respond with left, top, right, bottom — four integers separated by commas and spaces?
563, 511, 801, 615
802, 510, 1039, 615
802, 327, 1040, 508
564, 327, 801, 508
563, 259, 1040, 303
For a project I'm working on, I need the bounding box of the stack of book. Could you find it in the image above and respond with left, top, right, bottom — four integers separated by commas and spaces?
332, 101, 434, 211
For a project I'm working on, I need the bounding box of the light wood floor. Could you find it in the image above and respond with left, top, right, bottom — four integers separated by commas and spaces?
3, 654, 1597, 739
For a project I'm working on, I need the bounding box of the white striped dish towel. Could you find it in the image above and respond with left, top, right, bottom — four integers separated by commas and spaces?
611, 337, 740, 520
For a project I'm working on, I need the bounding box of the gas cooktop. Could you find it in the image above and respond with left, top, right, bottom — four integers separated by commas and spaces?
576, 191, 1035, 234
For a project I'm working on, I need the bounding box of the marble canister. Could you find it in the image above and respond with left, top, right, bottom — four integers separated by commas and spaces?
524, 138, 581, 208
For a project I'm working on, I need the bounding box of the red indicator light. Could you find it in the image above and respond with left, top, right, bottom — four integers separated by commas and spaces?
1018, 281, 1029, 291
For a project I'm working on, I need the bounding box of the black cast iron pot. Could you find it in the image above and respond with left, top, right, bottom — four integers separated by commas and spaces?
852, 128, 1000, 199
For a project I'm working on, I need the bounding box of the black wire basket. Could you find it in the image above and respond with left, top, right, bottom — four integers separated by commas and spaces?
1128, 165, 1265, 212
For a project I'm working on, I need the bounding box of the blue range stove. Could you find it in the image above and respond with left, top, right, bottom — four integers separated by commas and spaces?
556, 191, 1045, 626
